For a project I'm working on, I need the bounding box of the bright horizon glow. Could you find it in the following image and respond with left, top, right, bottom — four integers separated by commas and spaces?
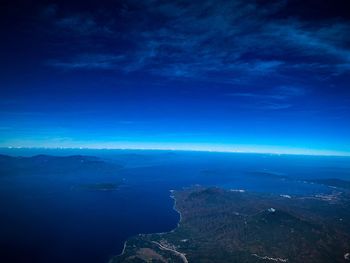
2, 142, 350, 157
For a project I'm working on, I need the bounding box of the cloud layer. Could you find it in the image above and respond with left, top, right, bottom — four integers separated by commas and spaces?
42, 0, 350, 83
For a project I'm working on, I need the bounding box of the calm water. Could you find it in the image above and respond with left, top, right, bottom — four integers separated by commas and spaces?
0, 149, 349, 263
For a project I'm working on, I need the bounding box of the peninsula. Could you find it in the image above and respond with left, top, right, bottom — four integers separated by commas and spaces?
111, 187, 350, 262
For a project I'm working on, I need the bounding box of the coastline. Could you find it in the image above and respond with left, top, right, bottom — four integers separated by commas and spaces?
170, 189, 182, 228
110, 189, 182, 261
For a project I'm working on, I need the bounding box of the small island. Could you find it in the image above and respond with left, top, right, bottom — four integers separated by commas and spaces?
79, 183, 121, 191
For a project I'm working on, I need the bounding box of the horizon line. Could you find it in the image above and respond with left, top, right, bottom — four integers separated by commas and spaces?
1, 146, 350, 157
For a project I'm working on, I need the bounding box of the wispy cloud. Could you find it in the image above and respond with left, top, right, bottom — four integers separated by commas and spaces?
228, 93, 286, 100
41, 4, 113, 37
54, 14, 113, 35
48, 54, 125, 70
43, 0, 350, 83
227, 85, 307, 110
235, 99, 293, 111
275, 86, 306, 97
256, 102, 292, 110
228, 86, 306, 100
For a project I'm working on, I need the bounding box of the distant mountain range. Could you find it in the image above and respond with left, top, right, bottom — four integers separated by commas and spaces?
0, 154, 123, 177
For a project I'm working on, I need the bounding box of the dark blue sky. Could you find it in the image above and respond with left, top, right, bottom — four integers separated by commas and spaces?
1, 0, 350, 155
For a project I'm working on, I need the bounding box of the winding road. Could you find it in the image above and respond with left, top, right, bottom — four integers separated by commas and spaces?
152, 241, 188, 263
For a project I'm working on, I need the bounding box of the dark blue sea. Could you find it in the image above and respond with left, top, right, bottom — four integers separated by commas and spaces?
0, 148, 349, 263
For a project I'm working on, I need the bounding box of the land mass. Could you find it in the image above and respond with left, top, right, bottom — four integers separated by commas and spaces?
0, 154, 123, 177
79, 182, 121, 191
111, 187, 350, 263
307, 178, 350, 190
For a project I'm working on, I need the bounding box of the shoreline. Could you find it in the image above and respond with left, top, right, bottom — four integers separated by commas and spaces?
170, 189, 182, 228
111, 189, 182, 260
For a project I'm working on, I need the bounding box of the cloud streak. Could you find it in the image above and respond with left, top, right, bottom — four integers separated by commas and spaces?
228, 85, 306, 98
42, 0, 350, 84
227, 85, 307, 110
48, 54, 125, 70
